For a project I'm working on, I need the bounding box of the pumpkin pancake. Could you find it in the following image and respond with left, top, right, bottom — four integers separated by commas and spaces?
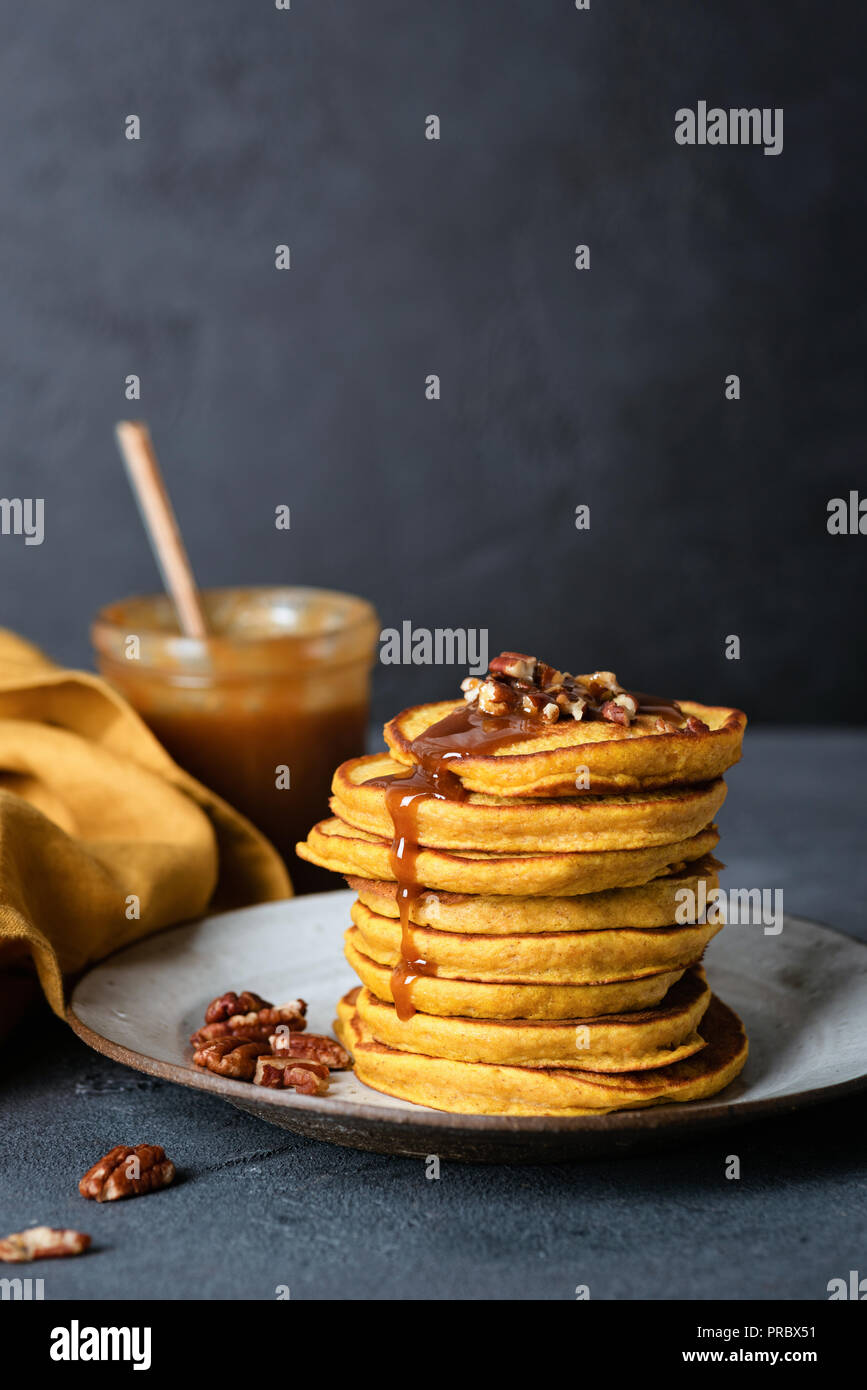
348, 855, 722, 932
385, 699, 745, 797
298, 818, 720, 897
336, 989, 748, 1115
351, 968, 711, 1068
331, 753, 727, 852
349, 898, 720, 983
345, 928, 686, 1018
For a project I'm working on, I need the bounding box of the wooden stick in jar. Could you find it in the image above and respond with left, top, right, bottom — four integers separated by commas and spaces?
114, 421, 209, 640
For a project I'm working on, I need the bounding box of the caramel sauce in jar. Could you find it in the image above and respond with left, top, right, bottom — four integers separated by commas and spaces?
92, 586, 379, 893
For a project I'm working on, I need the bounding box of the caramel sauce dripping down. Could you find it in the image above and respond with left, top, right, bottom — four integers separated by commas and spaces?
383, 769, 441, 1021
371, 684, 685, 1020
371, 705, 542, 1019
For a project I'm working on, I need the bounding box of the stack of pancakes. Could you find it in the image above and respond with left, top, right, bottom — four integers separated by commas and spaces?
297, 660, 748, 1116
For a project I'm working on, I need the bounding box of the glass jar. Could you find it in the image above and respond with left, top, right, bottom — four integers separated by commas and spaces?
92, 586, 379, 893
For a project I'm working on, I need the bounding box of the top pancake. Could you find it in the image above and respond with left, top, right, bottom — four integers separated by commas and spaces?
385, 699, 745, 797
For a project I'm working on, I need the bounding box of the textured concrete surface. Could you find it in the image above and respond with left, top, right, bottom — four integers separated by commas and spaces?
2, 730, 866, 1300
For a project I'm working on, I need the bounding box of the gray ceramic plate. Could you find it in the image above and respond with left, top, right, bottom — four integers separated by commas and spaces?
67, 891, 867, 1162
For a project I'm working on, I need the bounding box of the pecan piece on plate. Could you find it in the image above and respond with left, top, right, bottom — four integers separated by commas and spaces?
253, 1057, 330, 1095
79, 1144, 176, 1202
204, 990, 272, 1024
0, 1227, 90, 1262
192, 1037, 271, 1079
190, 1000, 307, 1047
269, 1031, 351, 1070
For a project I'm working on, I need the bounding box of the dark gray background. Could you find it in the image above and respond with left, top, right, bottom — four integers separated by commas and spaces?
0, 0, 864, 723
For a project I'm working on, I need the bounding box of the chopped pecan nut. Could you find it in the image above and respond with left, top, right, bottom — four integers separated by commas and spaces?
253, 1057, 330, 1095
79, 1144, 175, 1202
600, 699, 630, 726
204, 990, 272, 1025
464, 654, 632, 725
461, 653, 684, 732
535, 661, 565, 689
269, 1031, 351, 1069
520, 689, 549, 714
488, 652, 536, 681
612, 692, 639, 717
555, 690, 587, 719
683, 715, 710, 734
476, 679, 513, 716
190, 1000, 307, 1047
578, 670, 622, 700
192, 1038, 271, 1079
656, 715, 708, 735
0, 1227, 90, 1262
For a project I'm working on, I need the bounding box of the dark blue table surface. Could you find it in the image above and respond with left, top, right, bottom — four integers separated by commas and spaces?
2, 729, 866, 1300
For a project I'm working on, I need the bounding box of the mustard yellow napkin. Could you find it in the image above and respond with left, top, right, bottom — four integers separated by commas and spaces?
0, 630, 291, 1016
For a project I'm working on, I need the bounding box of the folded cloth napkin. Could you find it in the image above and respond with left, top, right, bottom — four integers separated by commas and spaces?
0, 630, 291, 1017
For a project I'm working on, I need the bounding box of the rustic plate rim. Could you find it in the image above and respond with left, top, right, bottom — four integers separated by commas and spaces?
65, 901, 867, 1140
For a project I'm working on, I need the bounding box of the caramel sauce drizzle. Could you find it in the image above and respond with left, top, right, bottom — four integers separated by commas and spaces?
370, 690, 684, 1020
370, 706, 542, 1019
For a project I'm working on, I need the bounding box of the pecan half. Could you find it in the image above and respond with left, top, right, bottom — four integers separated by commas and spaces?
79, 1144, 175, 1202
0, 1227, 90, 1262
253, 1057, 330, 1095
193, 1037, 272, 1079
204, 990, 272, 1025
269, 1031, 351, 1069
190, 1000, 307, 1047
